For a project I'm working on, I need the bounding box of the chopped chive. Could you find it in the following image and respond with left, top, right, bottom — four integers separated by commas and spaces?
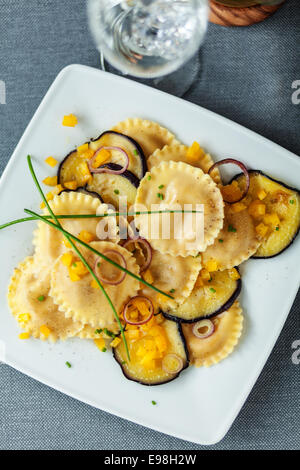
104, 328, 115, 338
157, 193, 164, 200
194, 253, 201, 258
158, 184, 164, 189
102, 347, 107, 352
133, 149, 138, 156
95, 329, 103, 334
151, 400, 157, 405
121, 360, 126, 365
228, 224, 237, 233
97, 262, 101, 267
114, 189, 120, 195
169, 288, 175, 294
65, 361, 71, 368
275, 226, 279, 231
290, 200, 295, 204
209, 287, 216, 293
73, 262, 77, 267
218, 239, 223, 243
147, 175, 151, 180
37, 295, 45, 302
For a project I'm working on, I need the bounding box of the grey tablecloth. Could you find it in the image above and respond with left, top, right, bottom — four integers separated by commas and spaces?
0, 0, 299, 451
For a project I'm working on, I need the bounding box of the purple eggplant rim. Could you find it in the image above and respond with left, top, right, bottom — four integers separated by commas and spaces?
229, 170, 300, 259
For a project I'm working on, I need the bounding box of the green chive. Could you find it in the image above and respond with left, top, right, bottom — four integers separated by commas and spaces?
158, 184, 164, 189
102, 347, 107, 352
210, 287, 216, 293
133, 149, 138, 156
73, 262, 77, 267
151, 400, 157, 405
121, 360, 126, 365
218, 239, 223, 243
169, 289, 175, 294
228, 224, 237, 233
290, 200, 295, 204
275, 226, 279, 231
194, 253, 201, 258
157, 193, 164, 199
97, 262, 101, 267
147, 175, 151, 180
65, 362, 71, 368
95, 329, 103, 335
104, 328, 115, 338
37, 295, 45, 302
114, 189, 120, 195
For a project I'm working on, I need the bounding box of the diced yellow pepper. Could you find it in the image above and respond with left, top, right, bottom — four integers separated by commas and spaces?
69, 269, 81, 282
70, 261, 88, 277
45, 156, 58, 167
62, 114, 78, 127
221, 183, 243, 203
263, 213, 280, 227
19, 332, 31, 340
43, 176, 58, 186
232, 202, 247, 213
110, 337, 121, 348
92, 149, 111, 169
40, 325, 51, 338
186, 142, 204, 162
77, 143, 89, 154
143, 269, 154, 285
257, 189, 267, 201
228, 268, 240, 281
78, 161, 92, 183
200, 268, 211, 281
61, 252, 73, 267
46, 191, 54, 202
94, 338, 106, 351
63, 238, 72, 248
18, 313, 31, 323
204, 260, 218, 272
52, 184, 64, 196
125, 329, 140, 340
64, 180, 78, 190
248, 200, 266, 218
255, 223, 269, 238
90, 279, 100, 289
78, 230, 95, 244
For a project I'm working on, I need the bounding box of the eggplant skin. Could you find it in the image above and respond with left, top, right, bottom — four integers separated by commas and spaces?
162, 277, 241, 324
91, 130, 147, 178
93, 163, 140, 188
61, 186, 104, 202
230, 170, 300, 259
113, 322, 189, 386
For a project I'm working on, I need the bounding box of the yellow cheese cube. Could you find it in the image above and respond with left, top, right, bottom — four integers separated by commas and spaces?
204, 260, 218, 272
45, 156, 58, 167
255, 223, 269, 238
62, 114, 78, 127
43, 176, 58, 186
64, 180, 78, 190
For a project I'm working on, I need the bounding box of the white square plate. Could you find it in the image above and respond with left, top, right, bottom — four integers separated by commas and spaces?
0, 65, 299, 445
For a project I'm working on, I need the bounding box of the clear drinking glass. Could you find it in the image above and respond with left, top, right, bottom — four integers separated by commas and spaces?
87, 0, 208, 96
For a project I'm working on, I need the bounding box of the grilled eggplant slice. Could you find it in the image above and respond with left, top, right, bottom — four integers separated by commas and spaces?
58, 149, 89, 187
231, 170, 300, 258
61, 186, 103, 202
163, 269, 241, 323
90, 131, 147, 179
113, 319, 189, 386
87, 163, 139, 208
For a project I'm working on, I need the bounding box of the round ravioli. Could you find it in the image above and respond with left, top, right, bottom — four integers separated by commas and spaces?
202, 204, 261, 270
139, 248, 202, 309
50, 241, 140, 329
7, 257, 82, 341
111, 118, 180, 158
33, 192, 101, 269
182, 301, 243, 367
148, 144, 221, 184
163, 269, 241, 322
134, 161, 224, 257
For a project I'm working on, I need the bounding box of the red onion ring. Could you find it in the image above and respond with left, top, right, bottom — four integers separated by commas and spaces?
208, 158, 250, 204
88, 146, 129, 174
192, 319, 215, 339
94, 249, 127, 285
162, 354, 183, 375
123, 237, 152, 272
123, 296, 154, 325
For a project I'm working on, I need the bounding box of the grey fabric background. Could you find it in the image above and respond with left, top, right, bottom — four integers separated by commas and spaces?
0, 0, 299, 451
